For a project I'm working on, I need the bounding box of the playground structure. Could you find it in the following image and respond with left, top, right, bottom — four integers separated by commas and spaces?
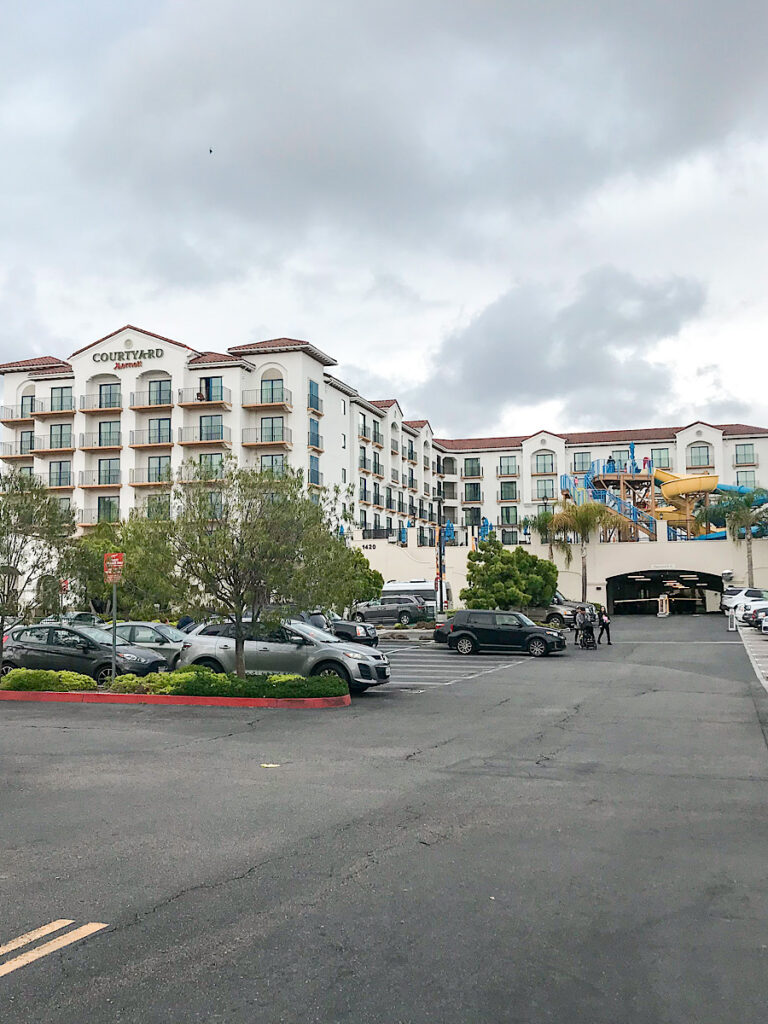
559, 453, 767, 542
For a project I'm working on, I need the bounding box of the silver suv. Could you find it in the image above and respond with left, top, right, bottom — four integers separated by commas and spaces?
177, 620, 390, 693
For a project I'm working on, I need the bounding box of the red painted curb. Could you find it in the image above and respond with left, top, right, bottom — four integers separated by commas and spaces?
0, 690, 351, 709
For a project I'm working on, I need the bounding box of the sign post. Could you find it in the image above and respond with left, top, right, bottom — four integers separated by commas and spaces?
104, 554, 124, 684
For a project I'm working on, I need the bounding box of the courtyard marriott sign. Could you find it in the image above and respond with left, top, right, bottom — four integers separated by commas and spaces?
92, 347, 164, 370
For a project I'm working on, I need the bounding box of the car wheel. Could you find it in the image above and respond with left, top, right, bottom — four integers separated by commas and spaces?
546, 614, 565, 628
527, 637, 548, 658
398, 612, 412, 625
0, 661, 18, 676
195, 658, 224, 672
455, 635, 477, 656
353, 613, 365, 622
96, 665, 114, 686
315, 661, 351, 685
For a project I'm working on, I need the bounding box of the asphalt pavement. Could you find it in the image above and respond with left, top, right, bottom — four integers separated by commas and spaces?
2, 615, 767, 1023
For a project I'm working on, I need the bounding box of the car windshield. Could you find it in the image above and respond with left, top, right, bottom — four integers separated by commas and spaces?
77, 625, 129, 645
287, 621, 341, 644
517, 613, 535, 626
156, 625, 188, 642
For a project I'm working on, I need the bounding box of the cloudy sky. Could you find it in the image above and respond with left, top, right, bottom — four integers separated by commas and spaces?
2, 0, 767, 436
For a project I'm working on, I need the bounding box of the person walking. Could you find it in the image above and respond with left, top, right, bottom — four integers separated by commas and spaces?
574, 606, 587, 646
597, 608, 612, 645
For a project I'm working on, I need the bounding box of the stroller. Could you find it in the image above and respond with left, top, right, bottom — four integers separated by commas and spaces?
577, 616, 597, 650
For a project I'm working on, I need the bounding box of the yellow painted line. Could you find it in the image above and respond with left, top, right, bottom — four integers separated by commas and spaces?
0, 919, 74, 957
0, 922, 108, 978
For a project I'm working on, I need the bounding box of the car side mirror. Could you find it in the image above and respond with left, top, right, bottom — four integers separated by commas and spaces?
155, 635, 168, 644
292, 637, 308, 646
77, 641, 90, 652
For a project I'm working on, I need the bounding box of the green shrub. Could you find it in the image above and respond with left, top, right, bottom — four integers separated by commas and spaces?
108, 666, 347, 698
0, 668, 96, 692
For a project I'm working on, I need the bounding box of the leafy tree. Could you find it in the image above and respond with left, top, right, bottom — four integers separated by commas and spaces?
323, 545, 383, 614
695, 490, 768, 586
0, 469, 74, 672
460, 534, 558, 611
62, 514, 178, 618
523, 509, 555, 559
548, 500, 626, 602
170, 462, 361, 678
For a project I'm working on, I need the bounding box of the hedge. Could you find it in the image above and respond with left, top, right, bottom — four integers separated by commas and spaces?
0, 669, 97, 692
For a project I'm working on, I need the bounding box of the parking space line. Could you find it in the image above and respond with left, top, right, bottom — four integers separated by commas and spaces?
0, 922, 108, 979
0, 919, 74, 957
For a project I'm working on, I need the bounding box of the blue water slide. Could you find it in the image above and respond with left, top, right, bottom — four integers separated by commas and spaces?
695, 484, 768, 538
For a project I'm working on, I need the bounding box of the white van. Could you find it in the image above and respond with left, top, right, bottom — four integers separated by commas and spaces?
381, 579, 453, 616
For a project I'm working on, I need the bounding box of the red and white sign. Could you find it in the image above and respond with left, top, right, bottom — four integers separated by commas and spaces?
59, 579, 69, 594
104, 552, 124, 584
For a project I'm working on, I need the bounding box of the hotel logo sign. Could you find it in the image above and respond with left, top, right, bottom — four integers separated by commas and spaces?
92, 347, 164, 370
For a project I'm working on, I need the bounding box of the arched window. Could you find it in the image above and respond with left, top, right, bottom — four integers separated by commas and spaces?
532, 449, 555, 475
260, 370, 285, 404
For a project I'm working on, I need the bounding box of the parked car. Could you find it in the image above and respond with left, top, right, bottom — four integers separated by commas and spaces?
433, 618, 454, 643
735, 598, 768, 622
2, 623, 166, 685
177, 620, 390, 692
748, 607, 768, 628
112, 621, 189, 667
446, 609, 566, 657
352, 595, 427, 626
721, 587, 768, 612
525, 591, 594, 629
301, 611, 379, 647
39, 611, 104, 627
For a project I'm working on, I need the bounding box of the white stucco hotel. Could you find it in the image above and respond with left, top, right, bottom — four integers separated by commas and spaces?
1, 324, 766, 552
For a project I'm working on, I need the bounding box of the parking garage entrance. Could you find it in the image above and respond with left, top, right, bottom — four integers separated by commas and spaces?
606, 569, 723, 615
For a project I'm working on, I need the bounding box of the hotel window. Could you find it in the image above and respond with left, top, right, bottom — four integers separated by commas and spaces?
261, 378, 284, 403
199, 376, 223, 401
149, 417, 171, 444
688, 443, 712, 468
207, 491, 223, 519
537, 478, 555, 499
500, 481, 517, 501
148, 379, 172, 405
735, 443, 755, 465
464, 458, 481, 477
57, 497, 71, 512
308, 455, 321, 486
359, 509, 367, 528
199, 452, 223, 477
341, 433, 346, 449
341, 468, 346, 483
308, 417, 321, 447
651, 447, 670, 469
535, 453, 554, 474
308, 380, 321, 412
20, 394, 35, 417
99, 383, 121, 408
97, 496, 119, 523
573, 451, 591, 473
49, 461, 71, 487
464, 507, 481, 527
499, 455, 516, 476
261, 416, 283, 442
261, 454, 285, 475
20, 430, 34, 454
51, 386, 73, 412
736, 471, 757, 489
51, 423, 73, 448
341, 398, 346, 414
200, 414, 223, 441
147, 493, 171, 520
373, 513, 381, 529
501, 530, 518, 546
500, 505, 517, 525
611, 450, 629, 469
464, 482, 481, 502
148, 455, 171, 482
98, 421, 120, 446
18, 465, 33, 478
98, 458, 120, 485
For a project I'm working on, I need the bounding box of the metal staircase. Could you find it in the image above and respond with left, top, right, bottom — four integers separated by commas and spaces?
559, 468, 657, 539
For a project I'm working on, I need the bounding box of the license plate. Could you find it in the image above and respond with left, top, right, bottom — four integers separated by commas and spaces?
157, 665, 168, 672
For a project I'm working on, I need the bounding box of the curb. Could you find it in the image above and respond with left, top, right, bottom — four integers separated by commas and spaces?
0, 690, 351, 709
378, 631, 434, 642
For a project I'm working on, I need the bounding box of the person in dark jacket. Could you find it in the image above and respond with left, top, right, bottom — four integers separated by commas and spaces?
597, 609, 612, 645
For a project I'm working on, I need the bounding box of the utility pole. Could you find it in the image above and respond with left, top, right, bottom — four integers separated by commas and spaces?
437, 495, 445, 615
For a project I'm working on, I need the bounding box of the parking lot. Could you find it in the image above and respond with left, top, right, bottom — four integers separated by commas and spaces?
2, 615, 768, 1022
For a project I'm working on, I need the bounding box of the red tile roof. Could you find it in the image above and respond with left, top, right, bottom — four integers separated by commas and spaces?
228, 337, 310, 352
371, 399, 397, 409
435, 423, 768, 450
69, 325, 194, 359
0, 356, 71, 375
187, 351, 242, 365
403, 419, 429, 429
434, 435, 528, 450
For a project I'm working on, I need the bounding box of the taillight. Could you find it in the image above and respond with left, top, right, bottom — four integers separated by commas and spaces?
450, 623, 454, 632
182, 642, 191, 650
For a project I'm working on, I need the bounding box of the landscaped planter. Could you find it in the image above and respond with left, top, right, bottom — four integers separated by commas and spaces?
0, 690, 351, 709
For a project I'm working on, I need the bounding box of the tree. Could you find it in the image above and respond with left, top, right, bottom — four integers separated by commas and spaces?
61, 513, 178, 618
523, 509, 555, 560
170, 462, 361, 678
460, 534, 558, 611
696, 490, 768, 587
0, 469, 74, 672
323, 545, 383, 614
548, 500, 626, 602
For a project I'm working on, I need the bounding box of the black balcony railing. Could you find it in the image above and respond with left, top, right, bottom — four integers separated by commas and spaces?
36, 434, 75, 450
242, 426, 291, 444
308, 469, 324, 487
1, 440, 36, 456
308, 432, 324, 450
391, 442, 399, 455
80, 470, 121, 486
308, 393, 324, 414
130, 429, 173, 445
178, 386, 231, 405
80, 432, 121, 448
372, 430, 384, 446
80, 393, 122, 410
372, 461, 383, 476
131, 467, 173, 484
178, 425, 231, 444
80, 505, 120, 525
359, 457, 372, 471
130, 390, 173, 407
32, 396, 76, 414
44, 471, 73, 487
362, 528, 393, 540
242, 386, 292, 406
358, 426, 371, 440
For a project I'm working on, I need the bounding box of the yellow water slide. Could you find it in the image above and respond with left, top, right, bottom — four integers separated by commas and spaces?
653, 468, 719, 536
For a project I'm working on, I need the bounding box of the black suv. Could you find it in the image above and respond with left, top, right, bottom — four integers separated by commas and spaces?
447, 610, 566, 658
3, 623, 166, 685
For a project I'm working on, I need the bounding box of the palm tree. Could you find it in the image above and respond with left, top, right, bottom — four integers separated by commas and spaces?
696, 490, 768, 586
524, 509, 555, 560
548, 500, 626, 602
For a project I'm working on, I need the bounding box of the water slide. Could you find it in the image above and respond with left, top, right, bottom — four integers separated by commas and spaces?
693, 482, 768, 540
653, 467, 718, 536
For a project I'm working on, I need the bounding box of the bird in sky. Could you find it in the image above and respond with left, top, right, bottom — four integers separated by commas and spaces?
209, 148, 213, 154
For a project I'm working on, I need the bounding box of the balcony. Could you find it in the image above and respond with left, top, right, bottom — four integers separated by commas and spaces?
463, 491, 484, 504
35, 435, 76, 455
497, 490, 518, 502
406, 452, 417, 465
31, 397, 76, 418
397, 503, 407, 515
497, 468, 518, 478
417, 529, 435, 547
79, 433, 121, 452
423, 485, 429, 496
179, 426, 232, 446
359, 457, 372, 473
307, 432, 324, 453
358, 491, 371, 505
0, 441, 36, 460
408, 504, 417, 518
441, 462, 457, 476
496, 520, 518, 530
461, 471, 483, 480
179, 465, 225, 483
734, 456, 758, 468
39, 472, 74, 490
308, 470, 324, 488
80, 470, 122, 489
130, 429, 173, 448
80, 393, 122, 414
407, 481, 417, 493
178, 387, 232, 409
390, 442, 399, 456
241, 427, 291, 448
130, 468, 174, 487
358, 426, 371, 441
372, 430, 384, 448
307, 394, 324, 416
372, 462, 384, 479
242, 387, 292, 410
569, 464, 591, 476
130, 390, 174, 411
386, 499, 397, 511
423, 457, 430, 470
372, 494, 384, 509
391, 470, 399, 484
79, 507, 120, 527
362, 528, 394, 540
0, 405, 35, 425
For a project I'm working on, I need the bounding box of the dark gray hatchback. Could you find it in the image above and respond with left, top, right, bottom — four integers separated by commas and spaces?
447, 610, 566, 657
2, 623, 166, 686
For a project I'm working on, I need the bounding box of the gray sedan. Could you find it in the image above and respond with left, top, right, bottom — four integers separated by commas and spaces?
113, 622, 189, 668
177, 620, 390, 693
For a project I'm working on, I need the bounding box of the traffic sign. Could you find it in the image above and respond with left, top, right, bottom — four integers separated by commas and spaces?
104, 552, 124, 584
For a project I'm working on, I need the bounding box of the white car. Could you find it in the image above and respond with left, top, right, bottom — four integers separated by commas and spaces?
721, 587, 768, 613
735, 598, 768, 622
